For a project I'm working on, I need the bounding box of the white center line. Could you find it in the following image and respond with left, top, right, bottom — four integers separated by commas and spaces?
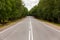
29, 17, 33, 40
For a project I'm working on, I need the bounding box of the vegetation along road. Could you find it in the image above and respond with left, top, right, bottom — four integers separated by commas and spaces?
0, 0, 60, 40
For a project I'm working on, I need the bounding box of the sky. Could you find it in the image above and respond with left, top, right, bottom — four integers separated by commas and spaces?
22, 0, 39, 11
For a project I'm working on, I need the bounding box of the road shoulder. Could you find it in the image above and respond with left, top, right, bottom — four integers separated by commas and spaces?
43, 21, 60, 30
38, 19, 60, 30
0, 17, 26, 31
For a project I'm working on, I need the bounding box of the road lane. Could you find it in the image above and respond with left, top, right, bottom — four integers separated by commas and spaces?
0, 17, 29, 40
31, 17, 60, 40
29, 17, 33, 40
0, 16, 60, 40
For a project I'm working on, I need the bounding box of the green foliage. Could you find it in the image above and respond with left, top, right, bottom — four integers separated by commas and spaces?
29, 0, 60, 23
0, 0, 28, 24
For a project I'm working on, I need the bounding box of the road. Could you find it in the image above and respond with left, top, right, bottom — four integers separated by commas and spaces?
0, 16, 60, 40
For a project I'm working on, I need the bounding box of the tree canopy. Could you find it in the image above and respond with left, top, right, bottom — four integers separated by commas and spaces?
0, 0, 28, 24
29, 0, 60, 23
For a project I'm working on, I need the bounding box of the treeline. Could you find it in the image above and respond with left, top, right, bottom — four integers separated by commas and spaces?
0, 0, 28, 24
29, 0, 60, 23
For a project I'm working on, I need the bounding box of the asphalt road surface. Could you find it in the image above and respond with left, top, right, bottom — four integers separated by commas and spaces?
0, 16, 60, 40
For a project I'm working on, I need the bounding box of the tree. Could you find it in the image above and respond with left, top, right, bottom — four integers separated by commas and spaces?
29, 0, 60, 23
0, 0, 28, 24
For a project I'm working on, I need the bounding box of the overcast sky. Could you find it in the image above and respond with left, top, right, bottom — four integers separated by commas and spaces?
22, 0, 39, 10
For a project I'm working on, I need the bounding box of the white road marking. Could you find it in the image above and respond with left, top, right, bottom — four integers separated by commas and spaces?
0, 19, 25, 40
39, 21, 60, 32
29, 17, 33, 40
0, 20, 24, 33
44, 24, 60, 32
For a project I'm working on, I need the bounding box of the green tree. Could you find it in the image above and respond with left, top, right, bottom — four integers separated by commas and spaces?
29, 0, 60, 23
0, 0, 28, 24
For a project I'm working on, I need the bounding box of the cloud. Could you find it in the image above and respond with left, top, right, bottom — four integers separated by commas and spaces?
22, 0, 39, 10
